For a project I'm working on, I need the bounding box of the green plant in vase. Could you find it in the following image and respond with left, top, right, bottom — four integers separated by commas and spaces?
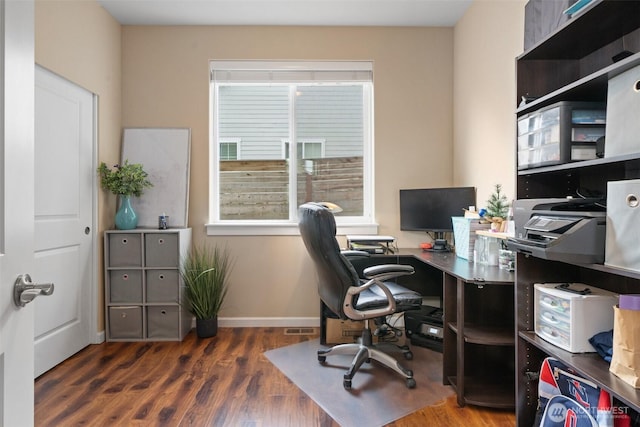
180, 244, 235, 338
97, 159, 153, 230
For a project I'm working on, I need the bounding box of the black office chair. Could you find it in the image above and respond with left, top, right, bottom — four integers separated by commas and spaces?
298, 202, 423, 389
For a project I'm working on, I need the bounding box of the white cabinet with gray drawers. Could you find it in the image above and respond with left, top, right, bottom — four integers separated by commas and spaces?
104, 228, 192, 341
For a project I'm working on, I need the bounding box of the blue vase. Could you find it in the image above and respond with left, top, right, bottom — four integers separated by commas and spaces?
115, 195, 138, 230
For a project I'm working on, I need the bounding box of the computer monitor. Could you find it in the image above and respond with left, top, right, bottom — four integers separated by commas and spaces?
399, 186, 476, 250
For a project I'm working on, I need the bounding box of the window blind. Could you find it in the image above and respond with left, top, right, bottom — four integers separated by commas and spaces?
210, 60, 373, 83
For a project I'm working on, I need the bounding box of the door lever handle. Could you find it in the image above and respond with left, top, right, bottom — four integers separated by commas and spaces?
13, 274, 55, 307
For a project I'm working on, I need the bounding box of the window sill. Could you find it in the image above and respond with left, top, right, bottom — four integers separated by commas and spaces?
206, 222, 379, 236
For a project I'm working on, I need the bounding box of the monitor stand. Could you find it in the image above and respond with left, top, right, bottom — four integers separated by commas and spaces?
426, 232, 450, 252
432, 238, 449, 252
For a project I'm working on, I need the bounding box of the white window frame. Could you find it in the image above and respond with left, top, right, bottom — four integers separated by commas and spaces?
207, 60, 377, 236
219, 137, 241, 160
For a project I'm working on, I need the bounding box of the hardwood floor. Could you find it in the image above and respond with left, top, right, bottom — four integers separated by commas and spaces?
35, 327, 516, 426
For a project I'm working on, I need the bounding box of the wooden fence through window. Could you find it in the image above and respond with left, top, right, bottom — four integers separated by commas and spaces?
219, 156, 363, 220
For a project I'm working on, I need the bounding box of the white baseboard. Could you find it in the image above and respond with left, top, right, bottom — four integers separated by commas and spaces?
96, 318, 321, 343
217, 317, 320, 328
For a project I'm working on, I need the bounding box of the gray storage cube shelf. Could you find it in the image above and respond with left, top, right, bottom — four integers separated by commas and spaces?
104, 228, 192, 341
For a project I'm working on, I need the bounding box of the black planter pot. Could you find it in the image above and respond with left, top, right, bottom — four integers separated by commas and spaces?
195, 317, 218, 338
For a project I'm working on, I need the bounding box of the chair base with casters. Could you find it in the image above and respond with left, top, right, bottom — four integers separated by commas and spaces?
318, 321, 417, 390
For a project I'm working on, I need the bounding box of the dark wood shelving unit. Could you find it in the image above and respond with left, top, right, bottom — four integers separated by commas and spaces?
514, 1, 640, 425
517, 53, 640, 116
517, 0, 640, 107
442, 259, 515, 409
449, 323, 514, 346
463, 325, 515, 346
520, 331, 640, 412
519, 0, 640, 61
448, 376, 516, 409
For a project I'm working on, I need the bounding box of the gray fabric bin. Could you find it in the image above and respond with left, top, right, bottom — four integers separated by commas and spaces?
109, 306, 143, 339
605, 65, 640, 158
108, 233, 142, 267
147, 306, 180, 339
605, 179, 640, 272
146, 269, 179, 303
144, 233, 179, 267
109, 270, 143, 303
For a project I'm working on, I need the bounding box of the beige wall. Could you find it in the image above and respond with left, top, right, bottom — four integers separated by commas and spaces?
34, 0, 527, 325
35, 0, 122, 330
121, 26, 455, 321
453, 0, 526, 208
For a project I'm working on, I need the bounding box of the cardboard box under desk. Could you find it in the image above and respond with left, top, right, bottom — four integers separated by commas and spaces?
325, 318, 364, 344
325, 318, 379, 344
324, 317, 405, 345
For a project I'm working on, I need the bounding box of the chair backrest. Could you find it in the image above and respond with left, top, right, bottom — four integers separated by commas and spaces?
298, 203, 360, 319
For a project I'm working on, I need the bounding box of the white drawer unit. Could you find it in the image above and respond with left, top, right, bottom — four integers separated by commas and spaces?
104, 228, 192, 341
534, 283, 618, 353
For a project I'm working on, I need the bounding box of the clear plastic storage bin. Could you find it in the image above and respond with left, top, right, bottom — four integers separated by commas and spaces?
517, 102, 605, 170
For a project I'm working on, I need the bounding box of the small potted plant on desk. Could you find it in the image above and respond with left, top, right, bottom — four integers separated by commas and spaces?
97, 159, 153, 230
484, 184, 510, 232
180, 244, 234, 338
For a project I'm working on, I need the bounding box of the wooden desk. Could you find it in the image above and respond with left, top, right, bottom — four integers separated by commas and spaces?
397, 248, 514, 284
351, 249, 515, 409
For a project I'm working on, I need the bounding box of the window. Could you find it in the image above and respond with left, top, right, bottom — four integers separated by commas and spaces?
283, 139, 325, 160
220, 138, 240, 160
208, 61, 376, 235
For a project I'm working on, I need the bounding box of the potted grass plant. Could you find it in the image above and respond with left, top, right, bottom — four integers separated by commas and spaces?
180, 244, 234, 338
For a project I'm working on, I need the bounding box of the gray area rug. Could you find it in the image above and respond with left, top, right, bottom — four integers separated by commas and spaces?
265, 338, 453, 427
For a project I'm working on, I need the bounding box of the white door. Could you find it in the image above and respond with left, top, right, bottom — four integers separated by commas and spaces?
33, 66, 95, 377
0, 0, 37, 424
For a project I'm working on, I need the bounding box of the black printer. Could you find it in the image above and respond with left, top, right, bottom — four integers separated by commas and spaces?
405, 305, 443, 352
507, 198, 606, 264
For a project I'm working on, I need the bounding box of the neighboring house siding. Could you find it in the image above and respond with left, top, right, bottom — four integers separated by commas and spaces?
219, 86, 289, 160
296, 85, 363, 158
218, 85, 363, 159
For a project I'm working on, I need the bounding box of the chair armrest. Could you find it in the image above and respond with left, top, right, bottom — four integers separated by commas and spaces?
344, 278, 396, 319
343, 264, 415, 319
340, 250, 370, 259
363, 264, 414, 281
